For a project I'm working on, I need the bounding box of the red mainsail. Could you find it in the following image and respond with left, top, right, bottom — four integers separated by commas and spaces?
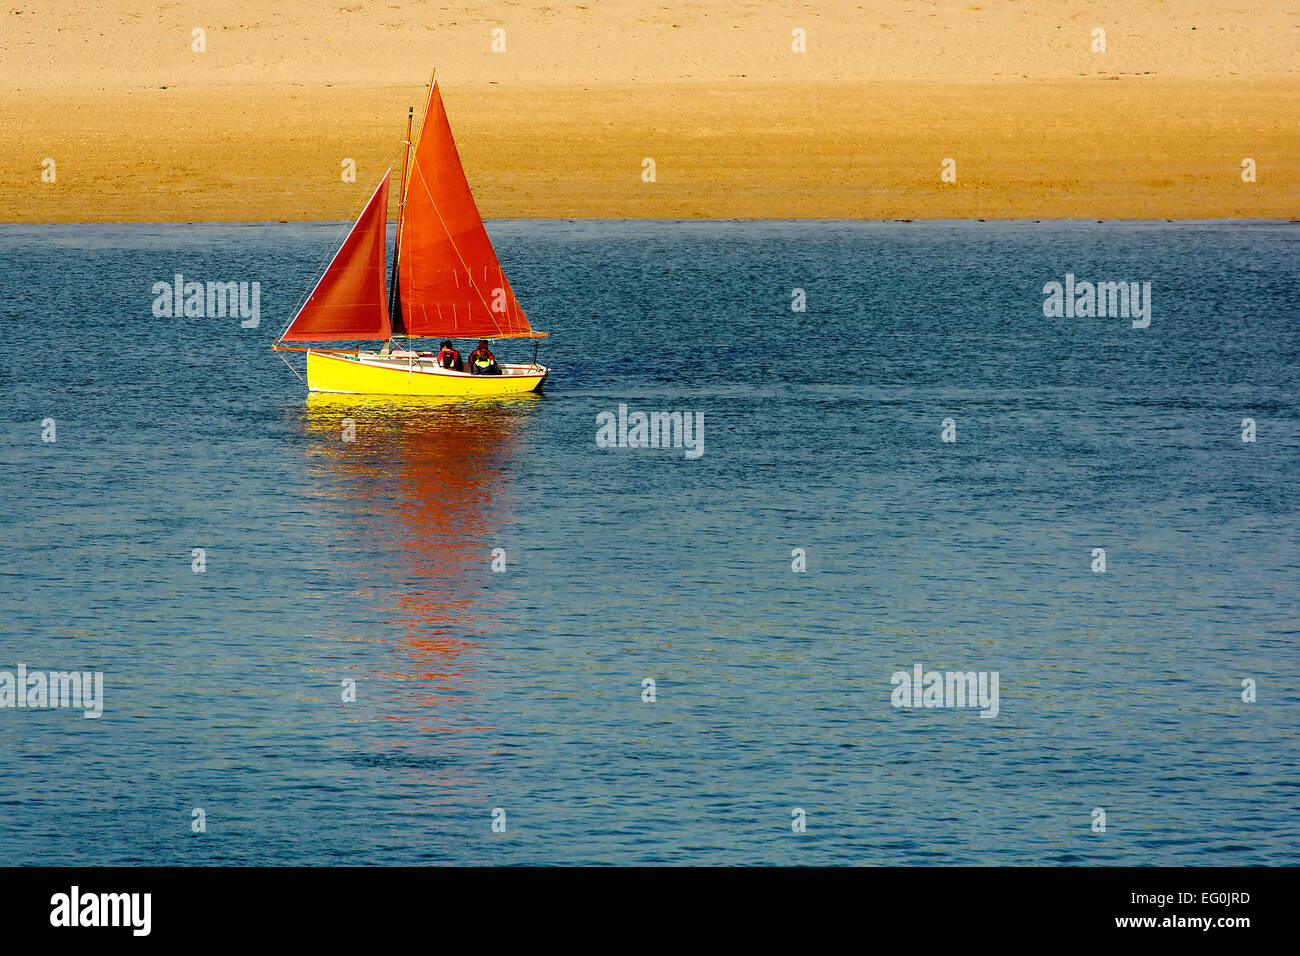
281, 172, 392, 342
397, 78, 541, 339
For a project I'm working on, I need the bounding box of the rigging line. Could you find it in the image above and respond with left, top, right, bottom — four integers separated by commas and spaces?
411, 164, 502, 335
279, 218, 357, 342
281, 164, 397, 341
278, 226, 345, 342
278, 163, 398, 343
408, 162, 513, 338
277, 349, 306, 384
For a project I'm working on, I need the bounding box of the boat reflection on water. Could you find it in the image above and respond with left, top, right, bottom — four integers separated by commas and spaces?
301, 391, 540, 731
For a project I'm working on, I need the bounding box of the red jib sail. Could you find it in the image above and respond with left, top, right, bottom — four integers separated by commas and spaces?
397, 77, 541, 339
281, 172, 392, 342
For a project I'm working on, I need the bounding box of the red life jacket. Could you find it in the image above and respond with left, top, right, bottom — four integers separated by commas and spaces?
438, 348, 461, 369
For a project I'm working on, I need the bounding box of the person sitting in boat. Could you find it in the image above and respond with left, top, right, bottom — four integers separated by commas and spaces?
436, 340, 464, 371
468, 339, 501, 375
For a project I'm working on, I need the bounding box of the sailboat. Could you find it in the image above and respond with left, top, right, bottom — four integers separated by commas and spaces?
273, 73, 549, 396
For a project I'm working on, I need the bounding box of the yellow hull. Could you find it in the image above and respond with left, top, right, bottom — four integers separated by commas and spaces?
305, 349, 548, 397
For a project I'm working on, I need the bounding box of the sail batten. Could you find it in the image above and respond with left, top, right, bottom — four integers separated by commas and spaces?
397, 77, 541, 339
281, 172, 393, 342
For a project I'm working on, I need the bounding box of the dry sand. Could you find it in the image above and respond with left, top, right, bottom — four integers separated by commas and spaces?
2, 1, 1297, 221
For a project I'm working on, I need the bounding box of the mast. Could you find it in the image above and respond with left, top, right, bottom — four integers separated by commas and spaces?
387, 105, 415, 339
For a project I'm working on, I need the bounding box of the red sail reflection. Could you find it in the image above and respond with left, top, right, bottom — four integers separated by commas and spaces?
301, 392, 538, 731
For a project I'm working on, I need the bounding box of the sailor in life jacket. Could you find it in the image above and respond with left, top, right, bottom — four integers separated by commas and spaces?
468, 339, 501, 375
436, 339, 463, 371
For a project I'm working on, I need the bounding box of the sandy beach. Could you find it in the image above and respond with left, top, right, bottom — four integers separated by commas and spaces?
2, 1, 1296, 221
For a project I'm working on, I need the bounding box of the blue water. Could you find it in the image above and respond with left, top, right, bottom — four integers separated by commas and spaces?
0, 220, 1297, 865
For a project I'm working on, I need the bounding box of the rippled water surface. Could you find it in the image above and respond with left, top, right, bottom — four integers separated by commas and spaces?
0, 220, 1297, 865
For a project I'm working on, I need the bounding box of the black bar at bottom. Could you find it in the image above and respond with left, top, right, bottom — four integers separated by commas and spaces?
0, 866, 1277, 943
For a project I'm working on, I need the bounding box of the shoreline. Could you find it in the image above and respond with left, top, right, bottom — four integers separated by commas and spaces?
5, 217, 1297, 227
